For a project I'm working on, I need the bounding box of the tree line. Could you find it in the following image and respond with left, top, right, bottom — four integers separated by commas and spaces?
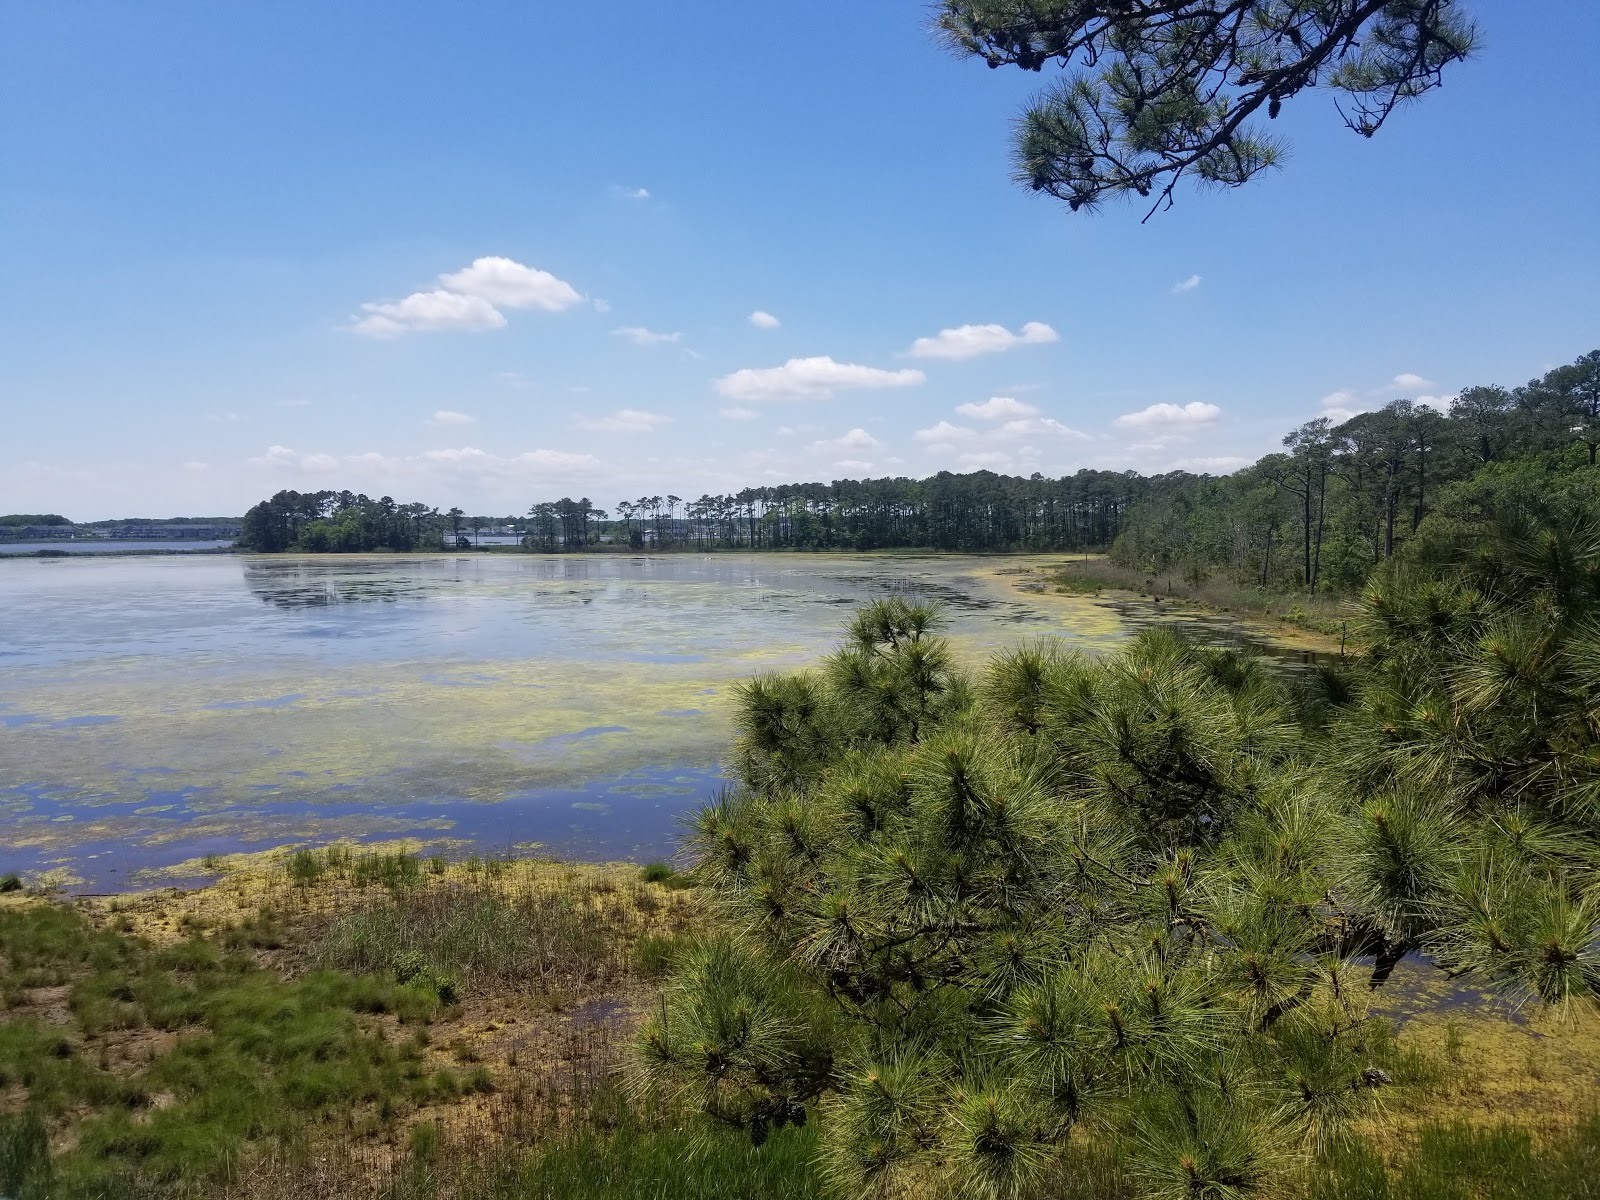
238, 471, 1144, 555
1110, 349, 1600, 592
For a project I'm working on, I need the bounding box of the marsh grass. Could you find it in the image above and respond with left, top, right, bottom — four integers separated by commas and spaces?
312, 870, 658, 998
1311, 1115, 1600, 1200
0, 902, 469, 1199
1048, 558, 1350, 635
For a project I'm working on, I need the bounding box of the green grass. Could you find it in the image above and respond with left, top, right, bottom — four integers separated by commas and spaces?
1311, 1115, 1600, 1200
0, 902, 459, 1198
386, 1117, 824, 1200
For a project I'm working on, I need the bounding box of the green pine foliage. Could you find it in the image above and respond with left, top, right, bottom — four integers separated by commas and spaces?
639, 504, 1600, 1199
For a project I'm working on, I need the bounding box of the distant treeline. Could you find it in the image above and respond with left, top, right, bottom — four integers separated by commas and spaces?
239, 471, 1144, 555
237, 349, 1598, 571
1109, 349, 1599, 592
540, 471, 1138, 552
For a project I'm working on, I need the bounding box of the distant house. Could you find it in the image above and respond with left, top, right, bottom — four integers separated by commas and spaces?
107, 523, 242, 540
15, 525, 86, 539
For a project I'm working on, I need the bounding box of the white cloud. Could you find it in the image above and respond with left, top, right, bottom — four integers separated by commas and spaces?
719, 407, 760, 421
207, 411, 246, 424
715, 356, 925, 401
1113, 402, 1222, 430
615, 186, 650, 200
592, 299, 611, 314
1392, 372, 1434, 390
428, 410, 475, 426
1171, 274, 1202, 294
956, 396, 1038, 421
996, 417, 1087, 441
183, 461, 209, 472
914, 421, 976, 443
354, 289, 507, 338
577, 409, 673, 434
1320, 389, 1364, 422
438, 256, 583, 311
353, 257, 582, 338
811, 428, 880, 452
748, 310, 781, 329
1172, 456, 1249, 472
908, 321, 1058, 360
612, 326, 681, 347
833, 459, 875, 474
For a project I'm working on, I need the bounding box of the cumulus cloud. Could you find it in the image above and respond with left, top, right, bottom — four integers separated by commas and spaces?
719, 407, 760, 421
612, 326, 681, 347
428, 410, 475, 426
810, 428, 880, 452
748, 310, 781, 329
1391, 372, 1434, 390
917, 406, 1085, 469
908, 321, 1058, 360
1113, 402, 1222, 430
1320, 389, 1364, 422
995, 417, 1087, 441
577, 409, 673, 434
914, 420, 976, 444
614, 186, 650, 200
956, 396, 1039, 421
715, 357, 925, 402
354, 290, 506, 338
353, 256, 582, 338
439, 257, 583, 311
1171, 274, 1202, 294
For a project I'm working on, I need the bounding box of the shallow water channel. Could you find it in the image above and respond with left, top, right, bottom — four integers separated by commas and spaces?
0, 552, 1277, 890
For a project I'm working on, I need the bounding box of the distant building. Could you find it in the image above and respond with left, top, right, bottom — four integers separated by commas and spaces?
14, 525, 87, 539
107, 523, 241, 540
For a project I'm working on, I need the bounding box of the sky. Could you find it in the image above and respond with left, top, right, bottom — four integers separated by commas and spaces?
2, 1, 1597, 521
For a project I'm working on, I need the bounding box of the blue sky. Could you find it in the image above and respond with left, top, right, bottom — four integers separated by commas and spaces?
3, 1, 1597, 520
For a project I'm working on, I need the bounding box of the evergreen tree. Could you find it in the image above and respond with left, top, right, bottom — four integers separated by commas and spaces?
938, 0, 1478, 217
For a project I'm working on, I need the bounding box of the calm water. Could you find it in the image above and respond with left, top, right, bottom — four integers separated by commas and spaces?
0, 540, 236, 555
0, 552, 1140, 889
